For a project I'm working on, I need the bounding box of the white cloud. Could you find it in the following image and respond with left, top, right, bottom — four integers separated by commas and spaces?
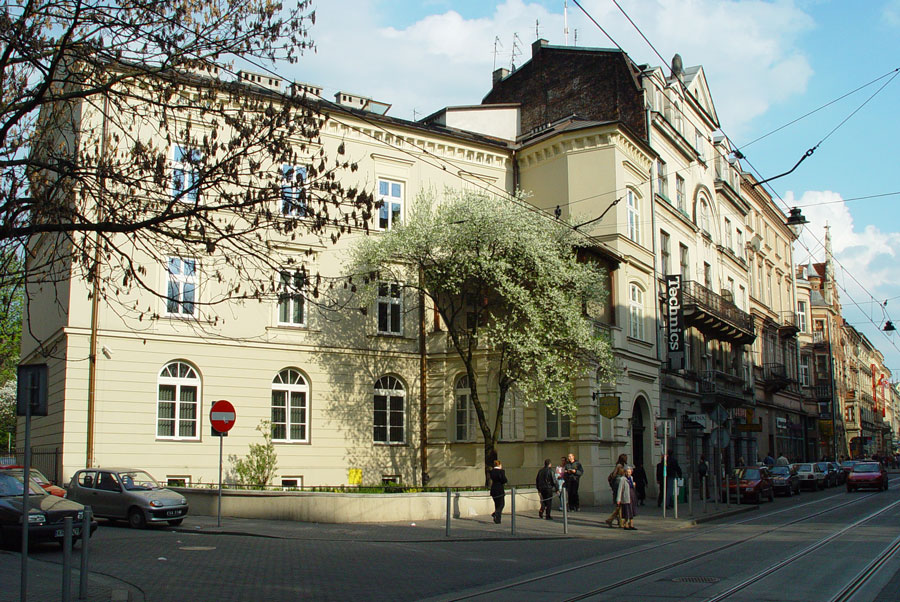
885, 0, 900, 26
282, 0, 814, 133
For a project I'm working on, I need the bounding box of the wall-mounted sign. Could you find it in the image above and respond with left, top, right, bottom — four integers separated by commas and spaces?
684, 413, 709, 430
597, 395, 621, 419
776, 417, 787, 430
666, 274, 684, 370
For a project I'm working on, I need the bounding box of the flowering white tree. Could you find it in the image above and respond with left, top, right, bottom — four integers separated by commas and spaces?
350, 190, 615, 483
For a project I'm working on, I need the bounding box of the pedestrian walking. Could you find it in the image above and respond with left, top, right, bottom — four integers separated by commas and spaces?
776, 453, 789, 466
617, 465, 638, 530
555, 457, 566, 510
605, 465, 625, 527
489, 459, 507, 524
764, 452, 775, 467
535, 459, 557, 520
564, 453, 584, 511
633, 460, 649, 506
665, 452, 682, 509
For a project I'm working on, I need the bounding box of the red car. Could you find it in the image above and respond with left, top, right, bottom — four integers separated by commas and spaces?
721, 467, 775, 503
846, 462, 888, 492
0, 466, 67, 498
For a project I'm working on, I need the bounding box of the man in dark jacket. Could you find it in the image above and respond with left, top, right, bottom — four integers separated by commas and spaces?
535, 459, 557, 520
665, 452, 682, 508
564, 453, 584, 511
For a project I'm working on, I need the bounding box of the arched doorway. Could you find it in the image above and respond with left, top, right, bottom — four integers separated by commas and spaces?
632, 399, 646, 469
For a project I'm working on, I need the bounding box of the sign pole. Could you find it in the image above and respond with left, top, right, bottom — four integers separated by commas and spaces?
209, 400, 236, 528
217, 431, 223, 527
20, 381, 31, 602
662, 420, 668, 519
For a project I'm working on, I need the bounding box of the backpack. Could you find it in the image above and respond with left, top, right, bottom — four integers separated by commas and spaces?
608, 467, 619, 487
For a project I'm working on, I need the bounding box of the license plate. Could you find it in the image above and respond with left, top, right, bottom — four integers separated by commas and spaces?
54, 527, 82, 537
166, 510, 182, 517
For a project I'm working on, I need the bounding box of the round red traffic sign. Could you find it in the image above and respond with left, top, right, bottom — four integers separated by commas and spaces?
209, 400, 236, 433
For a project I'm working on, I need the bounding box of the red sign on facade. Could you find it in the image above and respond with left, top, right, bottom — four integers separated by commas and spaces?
210, 400, 236, 433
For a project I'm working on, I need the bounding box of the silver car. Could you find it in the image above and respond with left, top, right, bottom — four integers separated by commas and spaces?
66, 468, 188, 528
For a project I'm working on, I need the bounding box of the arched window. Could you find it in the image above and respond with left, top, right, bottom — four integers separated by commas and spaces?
629, 283, 645, 340
374, 376, 405, 444
626, 190, 640, 244
699, 197, 710, 234
272, 369, 308, 442
499, 386, 523, 442
157, 361, 200, 440
455, 375, 476, 441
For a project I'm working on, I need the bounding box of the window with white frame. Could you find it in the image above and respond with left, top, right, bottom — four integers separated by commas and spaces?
377, 282, 402, 335
281, 164, 307, 217
271, 369, 308, 442
500, 386, 524, 441
799, 354, 810, 386
660, 230, 671, 275
704, 262, 712, 289
166, 257, 196, 316
629, 283, 645, 340
699, 197, 709, 233
736, 229, 744, 259
546, 405, 571, 439
172, 146, 201, 203
157, 361, 200, 439
798, 300, 808, 332
377, 179, 403, 230
679, 244, 690, 281
724, 217, 733, 250
675, 175, 685, 212
695, 128, 705, 160
374, 375, 405, 444
626, 189, 640, 243
277, 269, 306, 326
657, 161, 668, 198
766, 268, 773, 306
455, 375, 477, 441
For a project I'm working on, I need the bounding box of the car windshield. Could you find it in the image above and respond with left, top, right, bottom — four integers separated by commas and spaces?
119, 470, 160, 490
815, 462, 829, 470
795, 464, 812, 472
770, 467, 790, 476
0, 472, 46, 496
852, 463, 880, 473
841, 461, 857, 468
732, 468, 760, 480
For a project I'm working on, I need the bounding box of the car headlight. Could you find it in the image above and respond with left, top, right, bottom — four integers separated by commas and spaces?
27, 514, 46, 524
180, 498, 187, 505
149, 499, 163, 507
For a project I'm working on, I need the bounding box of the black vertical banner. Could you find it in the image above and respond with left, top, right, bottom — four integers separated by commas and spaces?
666, 275, 684, 370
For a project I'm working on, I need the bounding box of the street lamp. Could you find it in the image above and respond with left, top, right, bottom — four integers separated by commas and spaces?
786, 207, 809, 238
884, 321, 896, 332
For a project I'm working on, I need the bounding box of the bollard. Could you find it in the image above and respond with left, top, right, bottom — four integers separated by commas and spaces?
79, 507, 91, 600
445, 488, 451, 537
715, 473, 720, 510
738, 473, 742, 506
674, 480, 679, 519
702, 476, 707, 514
62, 517, 72, 602
725, 474, 731, 508
562, 488, 568, 535
510, 487, 516, 536
688, 476, 693, 516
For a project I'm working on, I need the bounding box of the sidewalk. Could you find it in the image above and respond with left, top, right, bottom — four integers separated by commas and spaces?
0, 550, 137, 602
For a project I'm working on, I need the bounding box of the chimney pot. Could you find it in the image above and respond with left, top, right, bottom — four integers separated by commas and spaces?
492, 67, 510, 86
532, 38, 549, 57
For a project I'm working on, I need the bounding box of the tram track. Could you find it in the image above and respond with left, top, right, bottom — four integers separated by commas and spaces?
447, 482, 898, 601
827, 531, 900, 602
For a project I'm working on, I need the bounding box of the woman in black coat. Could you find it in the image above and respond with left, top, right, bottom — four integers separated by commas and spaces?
489, 459, 508, 524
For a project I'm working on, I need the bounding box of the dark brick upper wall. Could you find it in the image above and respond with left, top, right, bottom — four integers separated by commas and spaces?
483, 47, 647, 141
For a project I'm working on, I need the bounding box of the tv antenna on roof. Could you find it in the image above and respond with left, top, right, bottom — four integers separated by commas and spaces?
535, 19, 540, 39
511, 32, 522, 70
493, 36, 503, 71
564, 1, 570, 45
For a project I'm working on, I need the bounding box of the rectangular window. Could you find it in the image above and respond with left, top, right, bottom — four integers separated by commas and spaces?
799, 355, 810, 386
277, 269, 306, 326
676, 175, 685, 212
281, 477, 303, 490
172, 146, 201, 203
281, 165, 307, 217
377, 282, 402, 335
766, 268, 773, 306
271, 389, 308, 442
546, 406, 571, 439
660, 231, 671, 275
695, 128, 705, 160
657, 161, 668, 198
455, 393, 476, 441
738, 285, 746, 311
166, 257, 196, 316
374, 393, 404, 444
500, 391, 523, 441
626, 190, 640, 243
736, 229, 744, 259
704, 262, 712, 289
629, 283, 644, 340
798, 300, 808, 332
377, 179, 403, 230
724, 217, 733, 250
167, 476, 190, 487
679, 244, 690, 281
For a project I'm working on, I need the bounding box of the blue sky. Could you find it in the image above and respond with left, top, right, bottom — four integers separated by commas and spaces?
284, 0, 900, 371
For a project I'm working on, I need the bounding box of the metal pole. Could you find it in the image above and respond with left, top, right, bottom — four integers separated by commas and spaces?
726, 473, 731, 508
674, 478, 679, 519
20, 377, 33, 602
62, 517, 72, 602
510, 487, 516, 536
217, 432, 223, 527
688, 476, 693, 516
562, 488, 568, 534
663, 420, 669, 518
703, 476, 707, 513
445, 488, 451, 537
79, 508, 91, 600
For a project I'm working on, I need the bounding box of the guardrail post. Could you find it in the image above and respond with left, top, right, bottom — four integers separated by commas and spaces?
510, 487, 516, 536
445, 488, 451, 538
688, 476, 693, 516
62, 517, 72, 602
79, 507, 91, 600
562, 487, 568, 534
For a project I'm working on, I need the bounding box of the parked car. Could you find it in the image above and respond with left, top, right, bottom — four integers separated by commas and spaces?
815, 462, 839, 487
722, 467, 775, 503
840, 460, 859, 478
769, 465, 801, 496
792, 463, 826, 490
828, 462, 847, 485
66, 468, 188, 528
0, 471, 97, 548
846, 462, 889, 492
0, 466, 67, 497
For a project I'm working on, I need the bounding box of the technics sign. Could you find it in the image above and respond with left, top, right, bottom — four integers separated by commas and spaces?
209, 400, 236, 433
666, 275, 684, 370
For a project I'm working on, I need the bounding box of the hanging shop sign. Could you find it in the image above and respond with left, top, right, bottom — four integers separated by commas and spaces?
596, 395, 621, 419
666, 275, 685, 370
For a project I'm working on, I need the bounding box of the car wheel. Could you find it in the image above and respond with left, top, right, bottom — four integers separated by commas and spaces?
128, 508, 147, 529
168, 519, 184, 526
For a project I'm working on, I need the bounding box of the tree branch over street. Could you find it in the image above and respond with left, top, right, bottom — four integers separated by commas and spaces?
350, 190, 616, 484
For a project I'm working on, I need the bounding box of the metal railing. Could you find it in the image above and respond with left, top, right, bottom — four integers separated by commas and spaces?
681, 280, 754, 334
700, 370, 754, 404
812, 331, 827, 344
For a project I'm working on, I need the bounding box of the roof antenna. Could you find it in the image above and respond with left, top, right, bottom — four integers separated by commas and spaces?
492, 36, 503, 71
574, 28, 578, 47
564, 1, 570, 45
511, 33, 522, 70
535, 19, 540, 40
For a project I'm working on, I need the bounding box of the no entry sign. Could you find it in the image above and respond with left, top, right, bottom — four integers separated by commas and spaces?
210, 400, 236, 433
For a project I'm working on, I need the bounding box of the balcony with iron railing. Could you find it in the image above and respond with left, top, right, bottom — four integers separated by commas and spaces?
812, 383, 832, 401
675, 280, 756, 344
812, 331, 827, 345
778, 311, 800, 337
700, 369, 754, 408
762, 362, 795, 394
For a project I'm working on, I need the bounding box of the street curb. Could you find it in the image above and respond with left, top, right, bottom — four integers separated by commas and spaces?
170, 526, 574, 543
689, 504, 759, 524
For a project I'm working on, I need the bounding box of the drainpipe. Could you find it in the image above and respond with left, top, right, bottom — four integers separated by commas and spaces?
418, 266, 428, 485
86, 92, 110, 468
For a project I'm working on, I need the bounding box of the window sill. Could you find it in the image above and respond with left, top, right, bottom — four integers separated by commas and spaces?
627, 336, 653, 349
156, 437, 201, 442
374, 441, 409, 447
273, 440, 311, 445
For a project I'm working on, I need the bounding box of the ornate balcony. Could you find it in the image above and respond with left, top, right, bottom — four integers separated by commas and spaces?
762, 362, 794, 394
678, 280, 755, 345
700, 370, 754, 408
812, 383, 832, 401
778, 311, 800, 337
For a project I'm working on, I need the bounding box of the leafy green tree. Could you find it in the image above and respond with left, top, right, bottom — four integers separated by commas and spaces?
0, 380, 15, 452
229, 420, 278, 489
350, 190, 615, 483
0, 250, 23, 384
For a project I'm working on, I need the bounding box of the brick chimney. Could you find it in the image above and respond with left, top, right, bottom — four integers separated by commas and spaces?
492, 67, 509, 87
